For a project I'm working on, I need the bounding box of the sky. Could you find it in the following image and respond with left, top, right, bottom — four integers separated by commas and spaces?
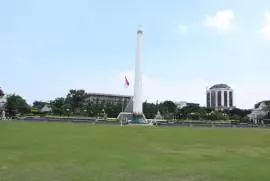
0, 0, 270, 109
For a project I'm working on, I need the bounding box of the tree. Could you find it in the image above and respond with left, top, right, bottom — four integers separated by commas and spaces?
159, 101, 177, 119
162, 101, 177, 113
187, 112, 200, 120
204, 111, 226, 121
103, 103, 122, 118
86, 102, 105, 117
66, 89, 87, 114
33, 101, 47, 111
6, 94, 30, 117
143, 102, 158, 119
50, 97, 65, 115
177, 106, 206, 120
61, 104, 72, 117
223, 108, 251, 121
0, 88, 4, 97
240, 116, 249, 123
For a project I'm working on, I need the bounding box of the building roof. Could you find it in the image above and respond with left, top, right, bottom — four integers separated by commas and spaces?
210, 84, 231, 89
87, 92, 132, 98
254, 100, 270, 109
40, 105, 52, 112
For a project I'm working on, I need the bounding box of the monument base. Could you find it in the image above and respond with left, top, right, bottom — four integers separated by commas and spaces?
117, 112, 133, 123
130, 113, 148, 124
117, 112, 149, 125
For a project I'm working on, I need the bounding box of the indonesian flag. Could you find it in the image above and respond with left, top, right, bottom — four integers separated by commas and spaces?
124, 76, 130, 88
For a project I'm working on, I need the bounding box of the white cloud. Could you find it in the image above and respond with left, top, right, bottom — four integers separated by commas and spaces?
203, 10, 235, 31
260, 12, 270, 40
177, 24, 188, 34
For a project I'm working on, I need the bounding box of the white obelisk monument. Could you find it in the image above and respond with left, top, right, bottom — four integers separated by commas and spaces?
117, 28, 147, 124
131, 28, 147, 124
133, 28, 143, 114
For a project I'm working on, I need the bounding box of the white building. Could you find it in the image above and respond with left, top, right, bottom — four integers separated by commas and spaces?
247, 101, 269, 124
85, 93, 132, 105
40, 105, 52, 113
174, 101, 200, 109
206, 84, 233, 110
0, 88, 6, 119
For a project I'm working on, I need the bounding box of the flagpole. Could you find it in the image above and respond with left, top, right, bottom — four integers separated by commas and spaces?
121, 96, 124, 126
121, 76, 129, 126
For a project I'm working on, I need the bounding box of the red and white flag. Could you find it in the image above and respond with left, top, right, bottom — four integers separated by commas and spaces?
124, 76, 130, 88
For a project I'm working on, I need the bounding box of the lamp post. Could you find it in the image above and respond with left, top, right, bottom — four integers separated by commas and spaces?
66, 108, 70, 117
102, 109, 105, 119
84, 109, 87, 117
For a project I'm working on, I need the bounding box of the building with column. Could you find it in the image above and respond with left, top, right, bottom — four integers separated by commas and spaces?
85, 93, 132, 105
206, 84, 233, 110
0, 88, 6, 120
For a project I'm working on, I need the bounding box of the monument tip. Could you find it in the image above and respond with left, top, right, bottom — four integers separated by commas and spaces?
137, 29, 143, 34
137, 25, 143, 34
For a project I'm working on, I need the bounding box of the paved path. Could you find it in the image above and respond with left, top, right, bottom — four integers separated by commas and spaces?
19, 117, 266, 129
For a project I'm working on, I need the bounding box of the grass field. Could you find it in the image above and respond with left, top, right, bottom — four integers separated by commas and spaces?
1, 122, 270, 181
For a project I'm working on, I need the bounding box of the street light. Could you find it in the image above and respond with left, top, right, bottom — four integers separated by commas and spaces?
66, 108, 70, 117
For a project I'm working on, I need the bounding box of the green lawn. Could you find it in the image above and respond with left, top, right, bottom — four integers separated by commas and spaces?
1, 122, 270, 181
